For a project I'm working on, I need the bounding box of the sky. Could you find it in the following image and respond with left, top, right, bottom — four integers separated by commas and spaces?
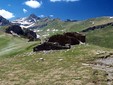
0, 0, 113, 20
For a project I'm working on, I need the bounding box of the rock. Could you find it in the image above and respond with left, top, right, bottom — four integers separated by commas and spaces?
82, 63, 90, 66
5, 25, 24, 35
5, 25, 40, 41
48, 32, 85, 46
64, 32, 86, 44
39, 58, 44, 61
33, 32, 86, 52
33, 42, 71, 52
48, 34, 71, 46
58, 59, 63, 61
24, 29, 38, 41
82, 22, 113, 32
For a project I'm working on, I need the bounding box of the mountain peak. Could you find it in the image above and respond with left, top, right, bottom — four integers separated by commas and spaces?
0, 15, 11, 26
12, 14, 41, 28
29, 14, 36, 17
28, 14, 40, 20
0, 15, 3, 18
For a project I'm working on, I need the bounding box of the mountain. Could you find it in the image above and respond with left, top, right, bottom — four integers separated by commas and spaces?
42, 16, 113, 32
12, 14, 40, 28
12, 14, 113, 39
2, 15, 113, 38
27, 14, 40, 22
12, 14, 56, 29
33, 16, 113, 38
0, 16, 11, 26
1, 16, 113, 84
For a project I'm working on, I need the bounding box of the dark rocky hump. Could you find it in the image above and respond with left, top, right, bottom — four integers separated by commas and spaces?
64, 32, 86, 43
33, 32, 86, 52
48, 32, 85, 45
81, 22, 113, 32
5, 25, 24, 35
33, 42, 71, 52
24, 29, 37, 41
48, 34, 71, 46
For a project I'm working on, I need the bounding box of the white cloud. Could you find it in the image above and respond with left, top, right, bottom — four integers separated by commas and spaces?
24, 0, 41, 8
50, 15, 54, 17
8, 4, 11, 6
23, 8, 28, 13
50, 0, 79, 2
39, 15, 45, 18
0, 9, 14, 19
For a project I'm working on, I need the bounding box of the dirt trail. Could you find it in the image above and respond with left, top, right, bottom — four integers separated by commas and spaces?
90, 54, 113, 85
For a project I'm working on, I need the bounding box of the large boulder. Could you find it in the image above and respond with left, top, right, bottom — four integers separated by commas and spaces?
24, 29, 37, 41
33, 42, 71, 52
5, 25, 39, 41
33, 32, 86, 52
48, 32, 85, 45
64, 32, 86, 44
47, 34, 71, 46
5, 25, 24, 35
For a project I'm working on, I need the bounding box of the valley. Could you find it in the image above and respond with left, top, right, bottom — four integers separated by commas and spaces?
1, 15, 113, 85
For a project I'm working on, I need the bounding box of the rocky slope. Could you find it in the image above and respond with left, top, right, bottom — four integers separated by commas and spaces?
0, 16, 11, 26
12, 14, 40, 28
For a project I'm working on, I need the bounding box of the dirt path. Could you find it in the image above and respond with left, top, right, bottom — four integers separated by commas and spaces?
90, 54, 113, 85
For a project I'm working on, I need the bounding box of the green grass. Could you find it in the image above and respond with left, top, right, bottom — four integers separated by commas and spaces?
1, 16, 113, 84
0, 44, 111, 85
0, 32, 110, 84
87, 25, 113, 49
0, 33, 111, 85
0, 33, 38, 58
37, 16, 113, 38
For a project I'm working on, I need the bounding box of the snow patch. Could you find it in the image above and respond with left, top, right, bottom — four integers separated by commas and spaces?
37, 34, 40, 38
109, 17, 113, 19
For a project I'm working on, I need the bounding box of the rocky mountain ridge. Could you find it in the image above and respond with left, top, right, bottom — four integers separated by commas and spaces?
0, 16, 11, 26
12, 14, 41, 28
1, 14, 113, 36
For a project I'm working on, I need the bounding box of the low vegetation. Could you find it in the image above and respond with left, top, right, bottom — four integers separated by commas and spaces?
0, 31, 113, 84
1, 16, 113, 84
87, 25, 113, 49
0, 33, 37, 58
0, 41, 112, 85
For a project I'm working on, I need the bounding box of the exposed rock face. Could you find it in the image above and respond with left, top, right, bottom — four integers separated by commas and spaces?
0, 16, 11, 26
64, 32, 86, 44
27, 14, 40, 23
82, 22, 113, 32
12, 14, 41, 29
33, 42, 71, 52
48, 34, 71, 46
65, 19, 78, 22
24, 29, 37, 41
48, 32, 85, 45
5, 25, 24, 35
5, 25, 39, 41
33, 32, 85, 52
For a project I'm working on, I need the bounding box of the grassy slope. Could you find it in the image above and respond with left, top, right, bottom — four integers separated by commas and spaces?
1, 17, 113, 84
0, 32, 112, 84
0, 43, 112, 85
39, 16, 113, 36
86, 25, 113, 49
0, 32, 38, 58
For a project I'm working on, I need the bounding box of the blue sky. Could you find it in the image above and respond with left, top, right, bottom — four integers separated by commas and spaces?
0, 0, 113, 20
